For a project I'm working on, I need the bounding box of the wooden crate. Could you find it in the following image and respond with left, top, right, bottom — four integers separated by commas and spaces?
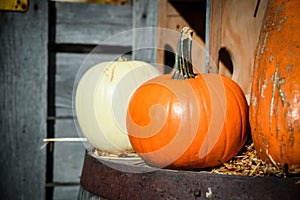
157, 0, 206, 74
157, 0, 268, 99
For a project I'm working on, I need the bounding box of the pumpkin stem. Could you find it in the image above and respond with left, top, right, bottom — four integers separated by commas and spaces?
172, 27, 197, 80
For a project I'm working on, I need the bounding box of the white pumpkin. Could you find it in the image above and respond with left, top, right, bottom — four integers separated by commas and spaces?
75, 58, 161, 151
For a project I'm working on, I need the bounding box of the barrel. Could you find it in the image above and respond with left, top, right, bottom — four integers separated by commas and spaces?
78, 151, 300, 200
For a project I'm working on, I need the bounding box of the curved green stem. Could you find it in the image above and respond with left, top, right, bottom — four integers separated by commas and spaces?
172, 27, 197, 80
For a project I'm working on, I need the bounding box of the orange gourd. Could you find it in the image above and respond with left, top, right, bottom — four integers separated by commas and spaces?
249, 0, 300, 168
126, 27, 249, 169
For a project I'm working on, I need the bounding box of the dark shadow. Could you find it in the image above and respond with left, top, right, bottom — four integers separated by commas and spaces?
218, 47, 234, 75
164, 44, 176, 74
169, 0, 206, 41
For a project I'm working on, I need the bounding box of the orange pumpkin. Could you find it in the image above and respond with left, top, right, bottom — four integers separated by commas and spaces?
126, 27, 249, 169
249, 0, 300, 167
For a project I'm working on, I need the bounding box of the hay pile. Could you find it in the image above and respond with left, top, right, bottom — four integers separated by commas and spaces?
94, 143, 300, 178
210, 143, 300, 177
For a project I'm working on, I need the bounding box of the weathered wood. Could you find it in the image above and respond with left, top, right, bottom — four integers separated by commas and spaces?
53, 186, 80, 200
156, 0, 168, 68
157, 0, 206, 73
55, 53, 89, 118
55, 1, 133, 45
0, 0, 48, 199
132, 0, 158, 63
222, 0, 268, 94
53, 141, 85, 182
80, 152, 300, 200
54, 120, 85, 183
209, 0, 268, 95
207, 0, 223, 74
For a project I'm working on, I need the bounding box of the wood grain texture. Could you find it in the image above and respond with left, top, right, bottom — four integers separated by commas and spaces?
0, 0, 48, 199
156, 0, 206, 73
54, 120, 86, 183
55, 1, 133, 45
207, 0, 223, 73
221, 0, 268, 94
132, 0, 158, 63
54, 186, 81, 200
209, 0, 268, 94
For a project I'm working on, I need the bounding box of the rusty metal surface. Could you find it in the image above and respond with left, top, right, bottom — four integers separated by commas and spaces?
80, 151, 300, 200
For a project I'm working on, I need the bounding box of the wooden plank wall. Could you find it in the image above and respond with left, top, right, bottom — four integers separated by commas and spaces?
0, 0, 48, 199
48, 1, 158, 199
132, 0, 158, 63
49, 2, 132, 199
157, 0, 206, 73
157, 0, 267, 99
208, 0, 268, 96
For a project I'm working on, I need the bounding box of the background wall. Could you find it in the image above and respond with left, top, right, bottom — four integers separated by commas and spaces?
0, 0, 48, 199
